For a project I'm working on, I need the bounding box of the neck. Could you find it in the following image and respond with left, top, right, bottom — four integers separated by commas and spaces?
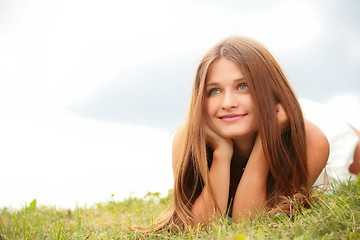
232, 133, 257, 160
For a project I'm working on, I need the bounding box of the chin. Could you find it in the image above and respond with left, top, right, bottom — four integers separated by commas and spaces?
217, 131, 240, 139
219, 130, 256, 139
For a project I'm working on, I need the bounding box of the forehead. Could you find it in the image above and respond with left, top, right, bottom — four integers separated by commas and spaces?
206, 58, 244, 84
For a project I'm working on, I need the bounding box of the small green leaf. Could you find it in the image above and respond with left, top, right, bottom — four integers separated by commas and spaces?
233, 232, 246, 240
256, 227, 265, 240
29, 199, 37, 211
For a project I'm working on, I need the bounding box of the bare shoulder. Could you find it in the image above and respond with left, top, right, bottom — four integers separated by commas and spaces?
305, 119, 329, 152
305, 119, 330, 186
172, 125, 186, 177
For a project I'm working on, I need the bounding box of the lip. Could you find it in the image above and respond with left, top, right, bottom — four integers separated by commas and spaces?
218, 113, 247, 122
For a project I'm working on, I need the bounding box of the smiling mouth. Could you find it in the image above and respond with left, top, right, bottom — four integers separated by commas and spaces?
218, 114, 247, 122
218, 114, 247, 119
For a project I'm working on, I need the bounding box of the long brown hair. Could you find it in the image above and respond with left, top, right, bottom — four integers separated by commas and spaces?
145, 37, 308, 231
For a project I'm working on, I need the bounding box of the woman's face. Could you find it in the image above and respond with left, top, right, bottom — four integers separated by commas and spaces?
204, 58, 258, 140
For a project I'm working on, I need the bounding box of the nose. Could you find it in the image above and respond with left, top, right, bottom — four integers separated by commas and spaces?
221, 91, 239, 109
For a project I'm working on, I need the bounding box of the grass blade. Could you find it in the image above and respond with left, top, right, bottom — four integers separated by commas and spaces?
56, 222, 63, 240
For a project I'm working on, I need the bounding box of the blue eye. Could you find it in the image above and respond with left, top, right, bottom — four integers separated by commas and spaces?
209, 89, 221, 96
237, 84, 248, 91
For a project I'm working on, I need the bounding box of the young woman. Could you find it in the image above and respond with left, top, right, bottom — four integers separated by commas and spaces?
150, 37, 360, 230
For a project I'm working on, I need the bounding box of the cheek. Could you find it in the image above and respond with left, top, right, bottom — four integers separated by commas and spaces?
205, 99, 218, 116
204, 101, 211, 117
204, 102, 215, 126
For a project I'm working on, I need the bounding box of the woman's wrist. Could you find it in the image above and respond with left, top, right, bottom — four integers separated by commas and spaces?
212, 145, 233, 164
246, 135, 269, 172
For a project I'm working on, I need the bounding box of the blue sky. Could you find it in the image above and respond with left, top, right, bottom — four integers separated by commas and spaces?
0, 0, 359, 208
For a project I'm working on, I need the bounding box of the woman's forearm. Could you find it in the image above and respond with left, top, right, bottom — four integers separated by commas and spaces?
191, 150, 231, 223
232, 137, 269, 221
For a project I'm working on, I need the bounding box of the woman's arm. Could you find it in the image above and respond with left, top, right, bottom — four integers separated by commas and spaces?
231, 135, 268, 221
172, 127, 233, 224
348, 124, 360, 175
171, 127, 185, 178
191, 147, 232, 223
231, 103, 287, 220
231, 120, 330, 221
305, 119, 330, 188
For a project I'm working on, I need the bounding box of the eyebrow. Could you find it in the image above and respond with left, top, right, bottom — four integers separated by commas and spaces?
205, 78, 245, 88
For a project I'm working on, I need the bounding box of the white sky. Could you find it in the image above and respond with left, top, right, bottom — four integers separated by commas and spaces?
0, 0, 359, 208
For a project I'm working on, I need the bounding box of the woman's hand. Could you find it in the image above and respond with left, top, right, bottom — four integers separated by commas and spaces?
205, 126, 233, 159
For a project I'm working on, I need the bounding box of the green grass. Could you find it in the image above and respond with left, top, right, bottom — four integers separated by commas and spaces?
1, 178, 360, 239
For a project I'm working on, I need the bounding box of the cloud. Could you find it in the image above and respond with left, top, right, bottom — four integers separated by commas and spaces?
62, 0, 330, 128
66, 57, 195, 129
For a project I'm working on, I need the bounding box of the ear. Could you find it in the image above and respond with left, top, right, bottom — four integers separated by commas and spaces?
276, 103, 289, 131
